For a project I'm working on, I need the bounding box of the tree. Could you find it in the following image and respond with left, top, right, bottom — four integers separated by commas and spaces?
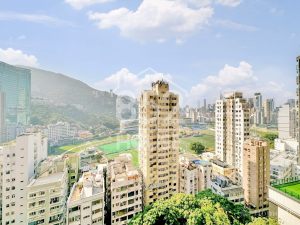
247, 218, 278, 225
197, 190, 251, 224
129, 194, 231, 225
190, 142, 205, 154
129, 191, 279, 225
263, 133, 278, 142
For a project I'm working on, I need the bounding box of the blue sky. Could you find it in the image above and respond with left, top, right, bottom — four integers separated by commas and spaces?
0, 0, 299, 105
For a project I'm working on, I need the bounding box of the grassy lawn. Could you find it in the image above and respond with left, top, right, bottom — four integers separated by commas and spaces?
98, 139, 138, 154
180, 129, 215, 154
274, 181, 300, 200
250, 127, 278, 136
50, 129, 215, 166
50, 135, 133, 155
250, 127, 278, 149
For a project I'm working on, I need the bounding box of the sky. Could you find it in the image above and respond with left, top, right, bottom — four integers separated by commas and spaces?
0, 0, 299, 106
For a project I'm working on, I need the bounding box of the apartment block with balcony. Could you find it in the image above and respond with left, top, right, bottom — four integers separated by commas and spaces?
243, 139, 270, 216
0, 132, 47, 225
67, 165, 105, 225
109, 154, 142, 225
179, 154, 212, 195
139, 80, 179, 205
27, 157, 68, 225
215, 92, 250, 184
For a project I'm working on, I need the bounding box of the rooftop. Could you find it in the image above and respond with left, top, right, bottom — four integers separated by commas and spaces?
69, 169, 104, 203
270, 152, 296, 167
28, 171, 65, 187
273, 180, 300, 200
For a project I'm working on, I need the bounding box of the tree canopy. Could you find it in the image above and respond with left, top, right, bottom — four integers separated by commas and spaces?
190, 142, 205, 154
129, 190, 278, 225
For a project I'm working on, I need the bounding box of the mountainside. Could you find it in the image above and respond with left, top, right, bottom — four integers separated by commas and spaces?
22, 66, 137, 130
29, 67, 117, 115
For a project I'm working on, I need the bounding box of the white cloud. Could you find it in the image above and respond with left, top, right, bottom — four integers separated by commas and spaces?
0, 48, 39, 67
269, 7, 284, 15
215, 19, 258, 32
189, 61, 293, 105
0, 11, 74, 26
95, 62, 292, 106
88, 0, 214, 42
205, 61, 257, 86
17, 35, 27, 40
190, 61, 257, 102
216, 0, 241, 7
65, 0, 114, 10
94, 68, 173, 97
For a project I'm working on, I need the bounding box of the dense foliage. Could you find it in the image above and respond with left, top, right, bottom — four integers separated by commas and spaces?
190, 142, 205, 154
263, 133, 278, 142
31, 103, 119, 130
129, 190, 278, 225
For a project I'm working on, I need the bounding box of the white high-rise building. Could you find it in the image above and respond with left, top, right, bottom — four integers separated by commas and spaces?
27, 157, 68, 225
254, 93, 264, 125
0, 132, 47, 225
263, 99, 275, 125
278, 104, 297, 139
215, 92, 250, 183
46, 122, 77, 146
139, 80, 179, 204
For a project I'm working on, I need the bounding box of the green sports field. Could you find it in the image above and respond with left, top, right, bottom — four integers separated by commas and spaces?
274, 181, 300, 200
98, 139, 138, 155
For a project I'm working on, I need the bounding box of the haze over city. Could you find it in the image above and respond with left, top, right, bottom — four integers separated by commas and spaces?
0, 1, 300, 225
1, 0, 299, 105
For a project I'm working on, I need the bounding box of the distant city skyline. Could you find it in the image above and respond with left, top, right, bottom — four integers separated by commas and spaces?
0, 0, 299, 105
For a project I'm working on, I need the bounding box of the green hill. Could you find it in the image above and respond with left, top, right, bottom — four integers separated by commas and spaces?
22, 66, 137, 130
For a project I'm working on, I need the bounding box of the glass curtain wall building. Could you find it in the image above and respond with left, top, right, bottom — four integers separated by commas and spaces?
0, 61, 31, 142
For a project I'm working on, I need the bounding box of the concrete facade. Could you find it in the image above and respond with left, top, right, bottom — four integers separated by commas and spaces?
215, 92, 250, 184
243, 139, 270, 215
139, 80, 179, 204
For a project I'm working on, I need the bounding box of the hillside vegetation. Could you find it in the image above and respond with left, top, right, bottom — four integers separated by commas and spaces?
24, 66, 137, 129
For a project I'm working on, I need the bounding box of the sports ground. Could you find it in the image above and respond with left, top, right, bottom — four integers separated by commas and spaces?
274, 181, 300, 200
98, 139, 138, 155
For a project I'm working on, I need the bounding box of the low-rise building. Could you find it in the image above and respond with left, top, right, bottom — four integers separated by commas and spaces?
79, 147, 105, 173
120, 119, 138, 134
210, 175, 244, 204
67, 165, 105, 225
109, 154, 142, 225
270, 151, 296, 180
211, 159, 237, 184
45, 121, 77, 146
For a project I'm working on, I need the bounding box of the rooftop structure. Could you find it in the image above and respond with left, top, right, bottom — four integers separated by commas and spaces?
109, 154, 142, 225
67, 166, 105, 225
210, 175, 244, 204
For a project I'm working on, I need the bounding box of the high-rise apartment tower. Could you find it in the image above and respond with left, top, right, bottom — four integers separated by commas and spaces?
139, 80, 179, 205
215, 92, 250, 183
